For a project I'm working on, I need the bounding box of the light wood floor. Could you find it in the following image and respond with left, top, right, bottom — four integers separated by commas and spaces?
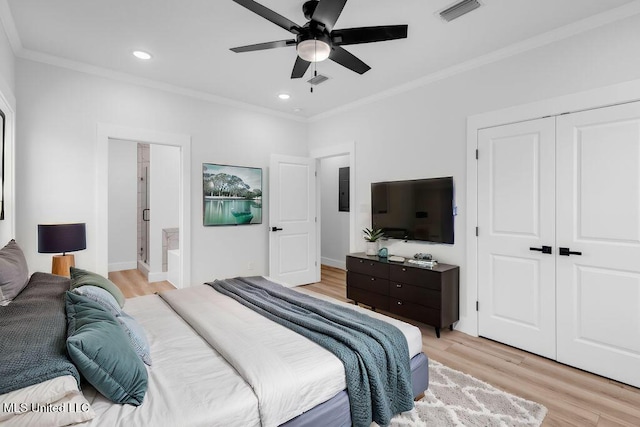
111, 265, 640, 426
108, 269, 175, 298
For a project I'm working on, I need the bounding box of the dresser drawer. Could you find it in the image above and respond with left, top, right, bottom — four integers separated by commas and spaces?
389, 282, 441, 310
347, 271, 389, 295
347, 256, 389, 278
389, 299, 442, 326
389, 264, 441, 290
347, 287, 390, 311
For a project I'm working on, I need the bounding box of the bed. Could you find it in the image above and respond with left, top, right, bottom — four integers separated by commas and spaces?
0, 270, 429, 427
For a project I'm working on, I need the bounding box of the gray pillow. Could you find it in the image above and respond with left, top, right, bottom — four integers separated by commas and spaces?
71, 285, 122, 317
69, 267, 125, 308
0, 240, 30, 306
117, 311, 152, 366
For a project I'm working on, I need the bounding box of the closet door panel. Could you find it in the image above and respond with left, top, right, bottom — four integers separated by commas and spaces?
556, 101, 640, 388
478, 117, 556, 359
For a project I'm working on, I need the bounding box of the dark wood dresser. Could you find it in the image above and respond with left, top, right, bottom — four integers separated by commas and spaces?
346, 252, 459, 338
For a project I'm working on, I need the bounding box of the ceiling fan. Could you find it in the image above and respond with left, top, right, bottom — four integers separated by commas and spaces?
230, 0, 408, 79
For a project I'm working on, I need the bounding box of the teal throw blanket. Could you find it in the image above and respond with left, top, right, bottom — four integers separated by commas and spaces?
207, 276, 413, 427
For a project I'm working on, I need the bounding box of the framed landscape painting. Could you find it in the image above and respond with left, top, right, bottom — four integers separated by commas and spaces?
203, 163, 262, 226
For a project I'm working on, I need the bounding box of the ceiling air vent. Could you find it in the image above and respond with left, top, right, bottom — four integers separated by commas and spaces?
307, 74, 330, 86
439, 0, 481, 22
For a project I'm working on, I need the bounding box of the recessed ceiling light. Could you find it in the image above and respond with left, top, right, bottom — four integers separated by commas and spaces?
278, 93, 291, 100
133, 50, 152, 60
293, 108, 302, 113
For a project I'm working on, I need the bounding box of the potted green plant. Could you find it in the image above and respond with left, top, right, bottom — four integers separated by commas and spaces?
363, 228, 384, 255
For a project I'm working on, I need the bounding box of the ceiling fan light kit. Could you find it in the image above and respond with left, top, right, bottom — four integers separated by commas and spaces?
230, 0, 408, 79
297, 37, 331, 62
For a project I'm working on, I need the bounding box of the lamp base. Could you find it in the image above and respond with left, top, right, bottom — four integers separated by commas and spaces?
52, 254, 75, 277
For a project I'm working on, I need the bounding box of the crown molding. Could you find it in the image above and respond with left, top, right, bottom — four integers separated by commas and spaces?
17, 49, 306, 123
1, 0, 305, 122
309, 1, 640, 122
0, 0, 22, 54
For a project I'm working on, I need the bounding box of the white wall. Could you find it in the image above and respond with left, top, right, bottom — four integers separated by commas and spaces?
320, 155, 350, 269
308, 13, 640, 334
0, 18, 15, 98
15, 59, 307, 283
107, 139, 137, 271
0, 17, 15, 244
148, 144, 180, 279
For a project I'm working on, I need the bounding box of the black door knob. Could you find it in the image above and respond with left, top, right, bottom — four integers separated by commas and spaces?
271, 227, 283, 232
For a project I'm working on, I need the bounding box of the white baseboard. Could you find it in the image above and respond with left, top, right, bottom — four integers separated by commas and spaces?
321, 256, 346, 270
148, 271, 167, 283
108, 261, 137, 272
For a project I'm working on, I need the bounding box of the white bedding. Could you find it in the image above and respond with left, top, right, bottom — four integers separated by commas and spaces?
160, 284, 423, 427
80, 293, 260, 427
80, 279, 424, 427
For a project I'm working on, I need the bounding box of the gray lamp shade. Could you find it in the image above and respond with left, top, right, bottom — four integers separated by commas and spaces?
38, 223, 87, 254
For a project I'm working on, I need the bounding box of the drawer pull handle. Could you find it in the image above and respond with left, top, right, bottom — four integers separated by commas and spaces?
396, 284, 402, 288
371, 277, 375, 281
402, 268, 407, 272
359, 260, 364, 263
369, 263, 374, 266
397, 301, 403, 305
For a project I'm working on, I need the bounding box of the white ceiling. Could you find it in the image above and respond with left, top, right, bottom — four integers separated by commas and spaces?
4, 0, 639, 118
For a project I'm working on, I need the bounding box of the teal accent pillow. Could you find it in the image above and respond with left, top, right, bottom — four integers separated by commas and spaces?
69, 267, 125, 308
71, 285, 122, 316
65, 292, 147, 406
117, 311, 152, 366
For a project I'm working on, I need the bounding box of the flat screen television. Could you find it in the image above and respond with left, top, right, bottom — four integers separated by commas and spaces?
371, 177, 454, 244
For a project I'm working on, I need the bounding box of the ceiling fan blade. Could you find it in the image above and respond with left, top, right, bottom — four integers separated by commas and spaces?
232, 0, 301, 34
312, 0, 347, 31
332, 25, 408, 46
291, 56, 312, 79
329, 46, 370, 74
231, 39, 296, 53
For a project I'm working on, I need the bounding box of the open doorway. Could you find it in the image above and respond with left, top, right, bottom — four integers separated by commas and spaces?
108, 140, 181, 288
96, 124, 191, 289
311, 142, 356, 279
319, 155, 350, 270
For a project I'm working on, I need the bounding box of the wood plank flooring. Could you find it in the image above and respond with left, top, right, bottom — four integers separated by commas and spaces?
108, 269, 175, 298
110, 264, 640, 426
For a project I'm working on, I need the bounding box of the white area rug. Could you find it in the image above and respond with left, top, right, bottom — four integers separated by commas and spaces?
388, 360, 547, 427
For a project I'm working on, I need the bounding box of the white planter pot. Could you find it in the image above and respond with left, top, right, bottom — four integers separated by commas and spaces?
365, 241, 378, 256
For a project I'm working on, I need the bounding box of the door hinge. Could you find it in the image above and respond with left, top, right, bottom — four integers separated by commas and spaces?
475, 227, 479, 237
475, 149, 479, 160
315, 217, 317, 223
476, 301, 479, 311
315, 171, 317, 177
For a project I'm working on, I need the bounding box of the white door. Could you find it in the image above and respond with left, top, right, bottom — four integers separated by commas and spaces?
556, 102, 640, 387
269, 154, 318, 286
478, 117, 557, 359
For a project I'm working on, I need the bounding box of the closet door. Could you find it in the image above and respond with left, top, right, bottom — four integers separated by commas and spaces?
556, 101, 640, 388
478, 117, 557, 359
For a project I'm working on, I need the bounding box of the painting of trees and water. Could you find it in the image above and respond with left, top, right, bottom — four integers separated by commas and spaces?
203, 163, 262, 226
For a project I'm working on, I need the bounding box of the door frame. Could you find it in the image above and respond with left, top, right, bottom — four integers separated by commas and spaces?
464, 78, 640, 337
96, 124, 191, 288
310, 141, 356, 280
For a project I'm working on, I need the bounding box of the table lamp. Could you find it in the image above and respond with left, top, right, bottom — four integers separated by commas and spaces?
38, 223, 87, 277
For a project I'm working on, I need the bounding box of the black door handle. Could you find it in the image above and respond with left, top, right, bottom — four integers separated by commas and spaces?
559, 247, 582, 256
271, 227, 283, 232
530, 245, 552, 254
142, 209, 150, 222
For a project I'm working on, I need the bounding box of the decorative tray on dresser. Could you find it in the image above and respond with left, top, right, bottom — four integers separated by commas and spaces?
346, 252, 459, 338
